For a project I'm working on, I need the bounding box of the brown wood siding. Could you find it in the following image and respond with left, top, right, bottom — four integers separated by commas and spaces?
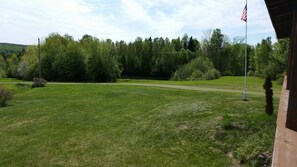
286, 7, 297, 131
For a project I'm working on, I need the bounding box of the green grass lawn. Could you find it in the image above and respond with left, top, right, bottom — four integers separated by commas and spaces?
118, 76, 282, 95
0, 78, 22, 82
0, 77, 280, 166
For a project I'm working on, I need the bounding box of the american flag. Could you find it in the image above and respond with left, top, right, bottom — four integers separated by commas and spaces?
241, 5, 247, 22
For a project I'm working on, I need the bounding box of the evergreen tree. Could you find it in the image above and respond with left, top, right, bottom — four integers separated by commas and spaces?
263, 75, 273, 115
208, 29, 224, 72
188, 36, 195, 52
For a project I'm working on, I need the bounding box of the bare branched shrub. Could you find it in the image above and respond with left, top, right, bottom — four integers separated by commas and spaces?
32, 77, 47, 88
0, 87, 14, 107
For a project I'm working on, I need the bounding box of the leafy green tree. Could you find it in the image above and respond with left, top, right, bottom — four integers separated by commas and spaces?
127, 43, 141, 75
41, 33, 68, 81
18, 31, 288, 82
171, 37, 183, 52
80, 34, 97, 57
53, 41, 85, 81
116, 40, 127, 73
201, 29, 212, 57
248, 47, 256, 76
220, 43, 233, 75
255, 37, 273, 77
153, 45, 176, 78
18, 46, 38, 80
221, 38, 246, 76
176, 48, 189, 65
181, 34, 189, 50
6, 54, 19, 78
0, 56, 6, 78
270, 39, 289, 79
141, 37, 153, 76
202, 28, 234, 75
86, 39, 121, 82
85, 39, 102, 81
253, 37, 288, 80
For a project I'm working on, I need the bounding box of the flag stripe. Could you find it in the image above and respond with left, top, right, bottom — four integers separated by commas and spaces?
241, 5, 247, 22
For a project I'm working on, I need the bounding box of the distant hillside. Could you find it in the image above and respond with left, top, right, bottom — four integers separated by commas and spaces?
0, 43, 27, 58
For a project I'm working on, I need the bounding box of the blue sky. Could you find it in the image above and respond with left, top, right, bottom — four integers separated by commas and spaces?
0, 0, 276, 45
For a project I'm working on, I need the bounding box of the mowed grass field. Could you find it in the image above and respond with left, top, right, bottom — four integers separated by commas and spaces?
0, 77, 280, 166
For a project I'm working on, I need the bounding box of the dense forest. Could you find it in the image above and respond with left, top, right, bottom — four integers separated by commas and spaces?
0, 28, 289, 82
0, 43, 27, 59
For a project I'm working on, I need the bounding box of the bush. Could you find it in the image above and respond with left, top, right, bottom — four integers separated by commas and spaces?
0, 87, 14, 107
204, 69, 221, 80
189, 70, 204, 80
32, 77, 47, 88
172, 56, 221, 81
247, 70, 255, 77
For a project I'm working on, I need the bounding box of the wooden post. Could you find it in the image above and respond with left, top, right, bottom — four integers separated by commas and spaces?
287, 35, 293, 90
286, 7, 297, 131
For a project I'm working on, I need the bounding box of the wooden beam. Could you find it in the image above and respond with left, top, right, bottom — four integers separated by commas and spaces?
265, 0, 297, 38
286, 7, 297, 131
287, 11, 296, 89
287, 37, 293, 90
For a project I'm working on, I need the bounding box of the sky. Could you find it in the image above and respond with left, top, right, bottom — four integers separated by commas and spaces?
0, 0, 276, 45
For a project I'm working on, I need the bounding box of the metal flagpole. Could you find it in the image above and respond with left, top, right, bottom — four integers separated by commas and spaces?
38, 38, 41, 78
242, 0, 247, 101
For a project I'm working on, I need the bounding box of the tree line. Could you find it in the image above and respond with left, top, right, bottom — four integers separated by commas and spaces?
0, 29, 289, 82
0, 43, 26, 59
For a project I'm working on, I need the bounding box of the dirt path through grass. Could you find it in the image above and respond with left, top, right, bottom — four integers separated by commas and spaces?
50, 82, 275, 97
1, 81, 280, 97
116, 83, 267, 96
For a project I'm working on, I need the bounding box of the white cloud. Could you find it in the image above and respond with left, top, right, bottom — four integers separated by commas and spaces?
120, 0, 150, 22
0, 0, 124, 44
0, 0, 275, 45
